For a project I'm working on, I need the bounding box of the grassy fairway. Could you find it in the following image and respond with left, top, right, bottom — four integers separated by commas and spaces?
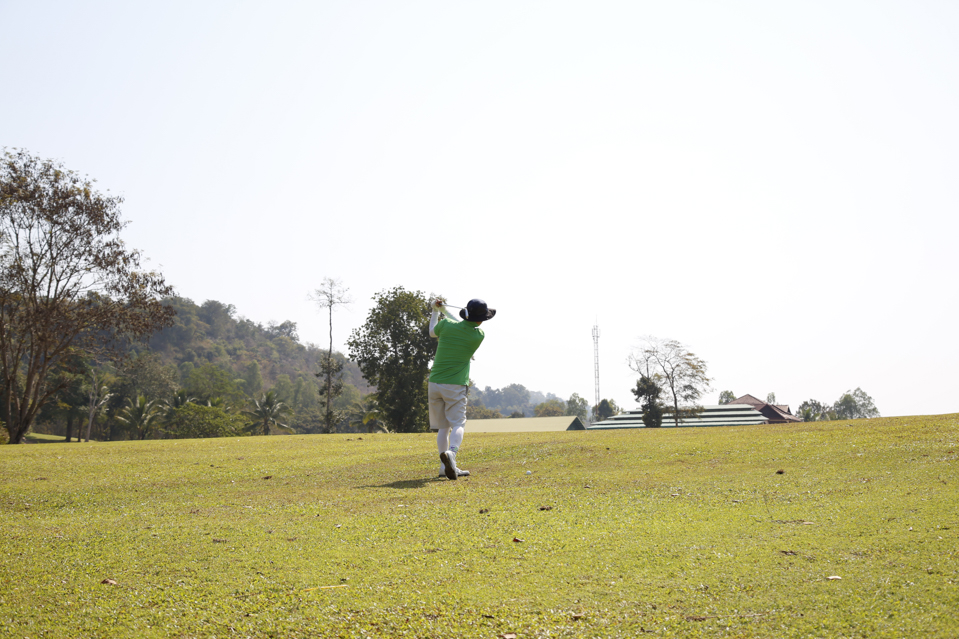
1, 416, 957, 638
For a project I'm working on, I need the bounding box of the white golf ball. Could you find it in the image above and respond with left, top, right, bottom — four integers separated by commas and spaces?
526, 470, 532, 475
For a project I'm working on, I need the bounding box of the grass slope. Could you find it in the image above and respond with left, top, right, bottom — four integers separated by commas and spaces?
1, 415, 957, 638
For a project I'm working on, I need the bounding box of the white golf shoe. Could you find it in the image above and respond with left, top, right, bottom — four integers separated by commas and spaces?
437, 463, 471, 478
439, 450, 469, 480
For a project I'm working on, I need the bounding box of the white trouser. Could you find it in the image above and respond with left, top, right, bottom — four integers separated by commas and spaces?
429, 382, 467, 453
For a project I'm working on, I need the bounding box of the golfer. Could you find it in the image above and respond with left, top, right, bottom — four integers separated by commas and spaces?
429, 298, 495, 480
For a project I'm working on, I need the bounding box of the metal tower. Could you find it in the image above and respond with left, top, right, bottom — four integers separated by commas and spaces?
592, 325, 600, 420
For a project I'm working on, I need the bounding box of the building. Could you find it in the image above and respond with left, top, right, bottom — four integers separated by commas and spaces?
589, 403, 768, 429
456, 416, 588, 433
727, 394, 803, 424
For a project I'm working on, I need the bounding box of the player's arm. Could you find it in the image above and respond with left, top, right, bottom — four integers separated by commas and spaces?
430, 298, 458, 337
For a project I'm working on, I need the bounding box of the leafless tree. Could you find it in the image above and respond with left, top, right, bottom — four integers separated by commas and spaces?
309, 277, 351, 433
629, 336, 712, 427
0, 149, 175, 443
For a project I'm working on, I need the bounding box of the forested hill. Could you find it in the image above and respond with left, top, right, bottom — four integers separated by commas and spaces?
147, 297, 370, 397
31, 296, 575, 441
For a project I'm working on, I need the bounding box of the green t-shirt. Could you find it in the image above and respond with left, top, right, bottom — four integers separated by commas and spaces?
429, 318, 485, 386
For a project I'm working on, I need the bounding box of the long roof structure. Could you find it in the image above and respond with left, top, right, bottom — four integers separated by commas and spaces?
589, 404, 768, 429
434, 416, 588, 433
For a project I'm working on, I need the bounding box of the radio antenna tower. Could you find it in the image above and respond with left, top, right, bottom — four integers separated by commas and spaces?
592, 324, 600, 420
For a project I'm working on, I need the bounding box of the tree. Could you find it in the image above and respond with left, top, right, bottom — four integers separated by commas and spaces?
347, 394, 385, 433
718, 390, 736, 405
833, 388, 880, 420
0, 149, 175, 443
272, 374, 295, 405
113, 352, 178, 407
465, 403, 504, 420
164, 389, 196, 417
315, 355, 344, 433
243, 390, 294, 435
472, 383, 532, 417
183, 363, 245, 407
242, 361, 264, 397
84, 370, 112, 442
116, 394, 162, 440
632, 375, 665, 428
766, 392, 777, 404
310, 277, 352, 434
629, 336, 712, 428
797, 399, 831, 422
165, 403, 244, 439
346, 287, 435, 433
534, 398, 566, 417
565, 393, 589, 421
594, 399, 620, 422
197, 300, 236, 340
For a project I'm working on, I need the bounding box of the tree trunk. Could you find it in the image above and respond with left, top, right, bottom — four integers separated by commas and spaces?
85, 406, 95, 442
65, 416, 73, 442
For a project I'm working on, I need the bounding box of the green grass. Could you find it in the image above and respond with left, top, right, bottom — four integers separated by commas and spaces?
1, 415, 957, 638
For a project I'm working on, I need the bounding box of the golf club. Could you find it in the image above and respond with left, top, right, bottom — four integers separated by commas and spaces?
433, 298, 465, 310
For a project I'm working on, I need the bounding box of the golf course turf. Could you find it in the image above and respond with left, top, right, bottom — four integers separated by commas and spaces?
1, 414, 956, 637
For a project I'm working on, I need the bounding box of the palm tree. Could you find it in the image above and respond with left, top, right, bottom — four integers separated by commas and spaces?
163, 389, 196, 419
348, 394, 385, 433
206, 396, 229, 412
85, 370, 113, 442
243, 390, 294, 436
116, 395, 162, 440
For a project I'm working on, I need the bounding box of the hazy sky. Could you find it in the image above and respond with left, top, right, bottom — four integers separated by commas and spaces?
3, 1, 957, 417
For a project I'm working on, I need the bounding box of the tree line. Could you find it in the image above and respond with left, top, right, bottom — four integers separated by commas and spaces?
2, 149, 880, 442
0, 149, 377, 443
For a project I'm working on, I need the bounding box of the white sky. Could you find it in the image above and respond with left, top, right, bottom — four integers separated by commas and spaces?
3, 1, 957, 417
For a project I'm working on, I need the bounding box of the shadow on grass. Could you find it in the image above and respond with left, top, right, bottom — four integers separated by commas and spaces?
359, 477, 443, 490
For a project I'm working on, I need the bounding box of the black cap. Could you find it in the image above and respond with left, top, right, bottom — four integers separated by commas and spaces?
459, 299, 496, 322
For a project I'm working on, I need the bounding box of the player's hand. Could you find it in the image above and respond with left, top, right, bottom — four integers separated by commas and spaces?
434, 298, 446, 308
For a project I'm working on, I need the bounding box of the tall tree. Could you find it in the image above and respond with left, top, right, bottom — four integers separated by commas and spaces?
629, 336, 712, 428
0, 149, 174, 443
718, 390, 736, 405
347, 287, 435, 433
310, 277, 351, 433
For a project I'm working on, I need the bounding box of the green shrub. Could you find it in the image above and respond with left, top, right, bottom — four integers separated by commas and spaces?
163, 403, 245, 439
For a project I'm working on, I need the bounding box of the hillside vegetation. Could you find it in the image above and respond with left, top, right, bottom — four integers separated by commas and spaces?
1, 415, 956, 637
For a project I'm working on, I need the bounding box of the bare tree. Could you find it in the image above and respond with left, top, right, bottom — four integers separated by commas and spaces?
0, 149, 175, 444
309, 277, 351, 433
629, 336, 712, 427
